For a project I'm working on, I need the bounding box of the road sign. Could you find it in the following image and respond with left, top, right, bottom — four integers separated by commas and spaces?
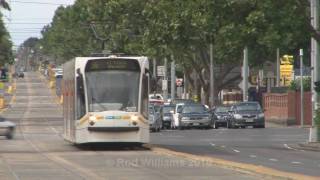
162, 79, 168, 91
176, 78, 183, 87
157, 66, 165, 77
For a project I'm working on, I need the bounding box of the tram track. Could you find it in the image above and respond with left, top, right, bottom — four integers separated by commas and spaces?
4, 74, 101, 180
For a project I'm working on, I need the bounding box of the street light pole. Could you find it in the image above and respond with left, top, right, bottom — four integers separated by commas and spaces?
300, 49, 304, 128
243, 47, 249, 102
210, 43, 215, 107
170, 55, 176, 101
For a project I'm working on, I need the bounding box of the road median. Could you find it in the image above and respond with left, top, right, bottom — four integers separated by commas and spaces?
147, 144, 318, 180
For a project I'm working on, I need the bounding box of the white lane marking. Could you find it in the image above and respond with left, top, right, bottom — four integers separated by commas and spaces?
249, 155, 257, 158
284, 144, 305, 152
233, 149, 240, 153
291, 161, 302, 165
269, 158, 278, 162
210, 143, 216, 147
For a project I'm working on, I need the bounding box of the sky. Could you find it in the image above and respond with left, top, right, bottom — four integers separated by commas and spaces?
3, 0, 75, 48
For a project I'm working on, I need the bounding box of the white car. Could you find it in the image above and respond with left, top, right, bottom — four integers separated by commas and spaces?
0, 120, 15, 139
172, 103, 184, 129
149, 94, 164, 100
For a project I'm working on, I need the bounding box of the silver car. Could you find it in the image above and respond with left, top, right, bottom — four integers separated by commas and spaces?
0, 119, 15, 139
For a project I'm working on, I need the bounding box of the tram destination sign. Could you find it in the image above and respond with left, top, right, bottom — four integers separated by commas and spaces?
86, 59, 140, 72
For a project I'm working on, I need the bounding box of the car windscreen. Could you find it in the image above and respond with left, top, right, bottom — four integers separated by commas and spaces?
235, 103, 261, 112
163, 106, 175, 114
215, 106, 230, 113
182, 105, 206, 113
85, 59, 140, 112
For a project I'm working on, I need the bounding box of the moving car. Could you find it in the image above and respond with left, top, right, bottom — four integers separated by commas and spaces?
0, 118, 15, 139
149, 104, 162, 132
161, 104, 175, 129
178, 104, 212, 129
172, 103, 184, 129
211, 106, 231, 128
228, 102, 265, 128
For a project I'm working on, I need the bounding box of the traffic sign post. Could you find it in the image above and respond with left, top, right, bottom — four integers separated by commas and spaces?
157, 66, 165, 77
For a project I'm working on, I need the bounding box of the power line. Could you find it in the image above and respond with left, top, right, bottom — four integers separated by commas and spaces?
11, 0, 69, 6
6, 22, 48, 24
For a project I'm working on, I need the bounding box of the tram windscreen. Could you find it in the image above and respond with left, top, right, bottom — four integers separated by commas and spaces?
85, 59, 141, 112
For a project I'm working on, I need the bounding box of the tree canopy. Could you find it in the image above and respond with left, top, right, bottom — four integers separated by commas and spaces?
38, 0, 318, 102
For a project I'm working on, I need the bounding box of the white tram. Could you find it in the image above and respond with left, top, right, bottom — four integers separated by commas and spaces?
62, 55, 150, 144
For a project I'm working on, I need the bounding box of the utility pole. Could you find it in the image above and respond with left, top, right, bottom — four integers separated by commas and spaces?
310, 0, 319, 142
153, 58, 156, 78
183, 73, 187, 99
243, 47, 249, 102
163, 57, 168, 101
276, 48, 280, 87
210, 43, 215, 107
170, 56, 176, 101
300, 49, 304, 128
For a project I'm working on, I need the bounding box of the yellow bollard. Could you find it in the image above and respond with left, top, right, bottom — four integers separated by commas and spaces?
0, 97, 5, 109
0, 82, 4, 90
7, 86, 12, 94
60, 95, 63, 104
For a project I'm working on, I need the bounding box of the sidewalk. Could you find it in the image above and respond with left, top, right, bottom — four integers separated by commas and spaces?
292, 142, 320, 152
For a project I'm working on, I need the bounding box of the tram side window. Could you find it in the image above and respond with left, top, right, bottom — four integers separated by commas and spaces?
141, 73, 149, 118
76, 69, 86, 119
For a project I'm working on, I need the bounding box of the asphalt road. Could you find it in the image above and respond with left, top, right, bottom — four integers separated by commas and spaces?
151, 124, 320, 177
0, 72, 259, 180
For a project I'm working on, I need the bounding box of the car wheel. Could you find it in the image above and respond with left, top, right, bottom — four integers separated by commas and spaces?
213, 122, 218, 129
241, 126, 246, 129
6, 131, 13, 139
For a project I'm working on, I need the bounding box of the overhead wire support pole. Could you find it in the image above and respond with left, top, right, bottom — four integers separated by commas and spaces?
210, 43, 215, 108
310, 0, 320, 142
276, 48, 280, 87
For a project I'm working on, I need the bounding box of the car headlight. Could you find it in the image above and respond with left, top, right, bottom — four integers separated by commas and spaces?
182, 117, 190, 120
258, 113, 264, 118
234, 114, 242, 119
216, 115, 221, 119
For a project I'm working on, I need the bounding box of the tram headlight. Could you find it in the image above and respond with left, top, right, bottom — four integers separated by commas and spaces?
89, 116, 97, 121
131, 116, 139, 121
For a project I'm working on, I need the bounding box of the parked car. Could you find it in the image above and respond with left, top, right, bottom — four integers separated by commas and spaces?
172, 99, 195, 105
178, 104, 212, 130
149, 104, 162, 132
161, 104, 175, 129
228, 102, 265, 128
211, 106, 231, 128
0, 118, 15, 139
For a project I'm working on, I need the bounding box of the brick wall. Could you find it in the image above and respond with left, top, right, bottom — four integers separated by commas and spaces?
263, 92, 311, 125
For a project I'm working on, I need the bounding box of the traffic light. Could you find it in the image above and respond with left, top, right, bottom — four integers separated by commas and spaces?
314, 81, 320, 93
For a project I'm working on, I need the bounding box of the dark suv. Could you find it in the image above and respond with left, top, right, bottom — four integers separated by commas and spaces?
228, 102, 265, 128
